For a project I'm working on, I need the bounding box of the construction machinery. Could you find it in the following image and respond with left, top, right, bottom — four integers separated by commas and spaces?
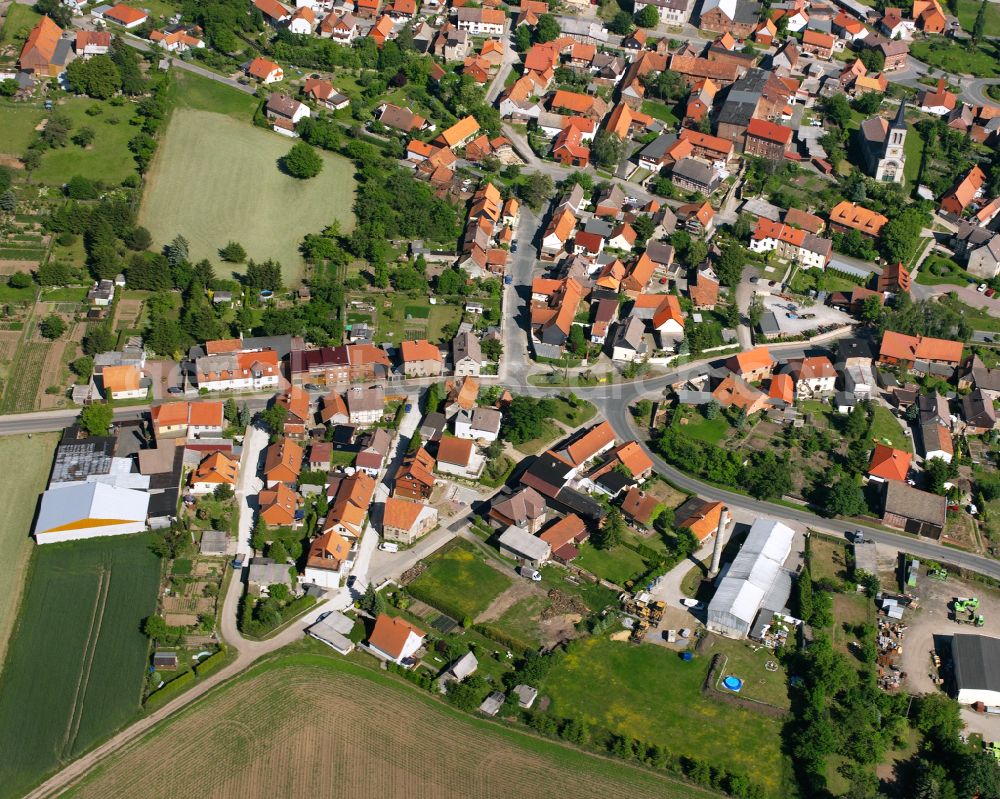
928, 568, 948, 581
620, 592, 665, 625
630, 619, 649, 642
954, 610, 985, 627
954, 597, 981, 614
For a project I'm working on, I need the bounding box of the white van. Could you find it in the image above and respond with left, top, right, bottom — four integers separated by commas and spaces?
378, 542, 399, 553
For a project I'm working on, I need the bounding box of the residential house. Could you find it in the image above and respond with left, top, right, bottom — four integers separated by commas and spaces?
320, 391, 349, 425
454, 407, 502, 443
953, 224, 1000, 279
611, 316, 647, 363
552, 125, 590, 167
744, 118, 794, 160
303, 528, 352, 587
784, 356, 837, 399
308, 442, 333, 472
393, 446, 436, 500
263, 438, 303, 487
303, 78, 350, 110
962, 389, 998, 434
489, 486, 547, 532
539, 513, 589, 563
962, 355, 1000, 401
321, 12, 360, 42
726, 346, 775, 381
688, 269, 720, 309
376, 103, 426, 133
878, 331, 963, 371
698, 0, 760, 37
149, 28, 205, 53
369, 14, 395, 47
443, 376, 478, 419
530, 277, 583, 357
867, 443, 911, 483
878, 262, 912, 294
321, 471, 376, 540
674, 497, 728, 541
195, 347, 280, 392
254, 0, 291, 23
711, 373, 769, 414
671, 158, 722, 195
455, 6, 505, 36
382, 497, 438, 544
288, 5, 317, 33
400, 339, 442, 378
828, 201, 888, 238
150, 401, 224, 442
941, 165, 986, 217
190, 452, 239, 494
104, 4, 147, 28
101, 364, 145, 400
621, 487, 664, 527
436, 436, 483, 479
275, 386, 312, 438
344, 384, 384, 425
356, 428, 393, 476
76, 31, 111, 57
437, 115, 481, 150
258, 482, 301, 527
801, 29, 834, 59
246, 57, 284, 84
921, 421, 954, 463
677, 201, 715, 234
368, 613, 425, 665
769, 372, 794, 406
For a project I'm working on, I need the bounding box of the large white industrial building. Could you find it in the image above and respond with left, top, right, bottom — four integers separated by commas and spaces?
707, 519, 795, 640
34, 482, 150, 544
952, 634, 1000, 706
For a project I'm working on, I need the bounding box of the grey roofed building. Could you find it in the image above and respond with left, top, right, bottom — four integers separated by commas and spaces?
917, 392, 950, 427
479, 691, 506, 716
837, 336, 878, 363
952, 634, 1000, 705
497, 525, 551, 565
637, 132, 677, 162
882, 481, 946, 538
448, 651, 479, 680
489, 485, 547, 530
248, 557, 293, 588
513, 683, 538, 708
200, 530, 230, 555
672, 157, 721, 193
452, 330, 482, 366
50, 429, 116, 484
707, 518, 795, 640
266, 93, 305, 120
969, 355, 1000, 395
645, 240, 675, 266
677, 389, 714, 405
419, 411, 447, 442
717, 68, 769, 128
963, 388, 997, 430
308, 610, 356, 654
583, 218, 614, 237
612, 315, 647, 355
759, 311, 782, 339
35, 481, 150, 541
468, 406, 502, 437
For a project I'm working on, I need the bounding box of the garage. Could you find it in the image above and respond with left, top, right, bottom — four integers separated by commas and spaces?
952, 634, 1000, 706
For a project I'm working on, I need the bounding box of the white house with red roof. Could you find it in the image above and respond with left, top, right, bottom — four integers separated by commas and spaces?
368, 613, 425, 665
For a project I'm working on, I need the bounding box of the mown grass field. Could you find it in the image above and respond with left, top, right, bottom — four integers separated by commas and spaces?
65, 648, 720, 799
574, 542, 648, 586
169, 70, 259, 119
955, 0, 1000, 37
0, 3, 41, 48
34, 99, 138, 185
0, 535, 160, 799
139, 108, 355, 285
0, 433, 58, 667
407, 541, 511, 620
869, 406, 911, 452
0, 101, 44, 156
543, 638, 792, 796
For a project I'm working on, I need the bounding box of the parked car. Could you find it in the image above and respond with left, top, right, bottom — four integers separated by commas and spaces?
379, 542, 399, 553
680, 597, 703, 610
167, 386, 183, 395
518, 566, 541, 581
977, 283, 987, 293
847, 530, 867, 544
511, 243, 518, 253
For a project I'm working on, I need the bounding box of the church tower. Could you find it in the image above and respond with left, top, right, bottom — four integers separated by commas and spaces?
875, 101, 906, 183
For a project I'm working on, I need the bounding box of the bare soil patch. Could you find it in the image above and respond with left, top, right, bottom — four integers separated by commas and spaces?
0, 260, 38, 274
476, 579, 544, 624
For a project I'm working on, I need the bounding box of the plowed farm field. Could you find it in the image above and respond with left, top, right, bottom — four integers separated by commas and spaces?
65, 651, 716, 799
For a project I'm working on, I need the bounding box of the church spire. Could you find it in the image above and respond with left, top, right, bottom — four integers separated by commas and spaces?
891, 100, 906, 129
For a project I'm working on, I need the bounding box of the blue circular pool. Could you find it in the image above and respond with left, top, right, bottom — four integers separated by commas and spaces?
722, 676, 743, 692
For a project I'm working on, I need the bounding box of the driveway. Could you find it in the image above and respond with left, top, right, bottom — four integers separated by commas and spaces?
234, 424, 268, 558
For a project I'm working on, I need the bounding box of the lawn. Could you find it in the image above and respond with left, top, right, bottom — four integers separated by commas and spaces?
32, 98, 139, 185
955, 0, 1000, 36
139, 109, 356, 285
938, 294, 1000, 333
675, 414, 729, 445
543, 638, 792, 796
789, 267, 860, 295
406, 540, 512, 620
0, 3, 40, 48
910, 38, 1000, 78
548, 395, 597, 428
702, 635, 791, 710
573, 542, 648, 586
809, 535, 849, 585
491, 594, 547, 649
513, 419, 562, 456
0, 433, 58, 668
640, 100, 679, 126
869, 406, 911, 452
916, 253, 969, 287
169, 69, 259, 120
903, 121, 924, 186
0, 534, 160, 799
0, 102, 44, 156
62, 650, 714, 799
